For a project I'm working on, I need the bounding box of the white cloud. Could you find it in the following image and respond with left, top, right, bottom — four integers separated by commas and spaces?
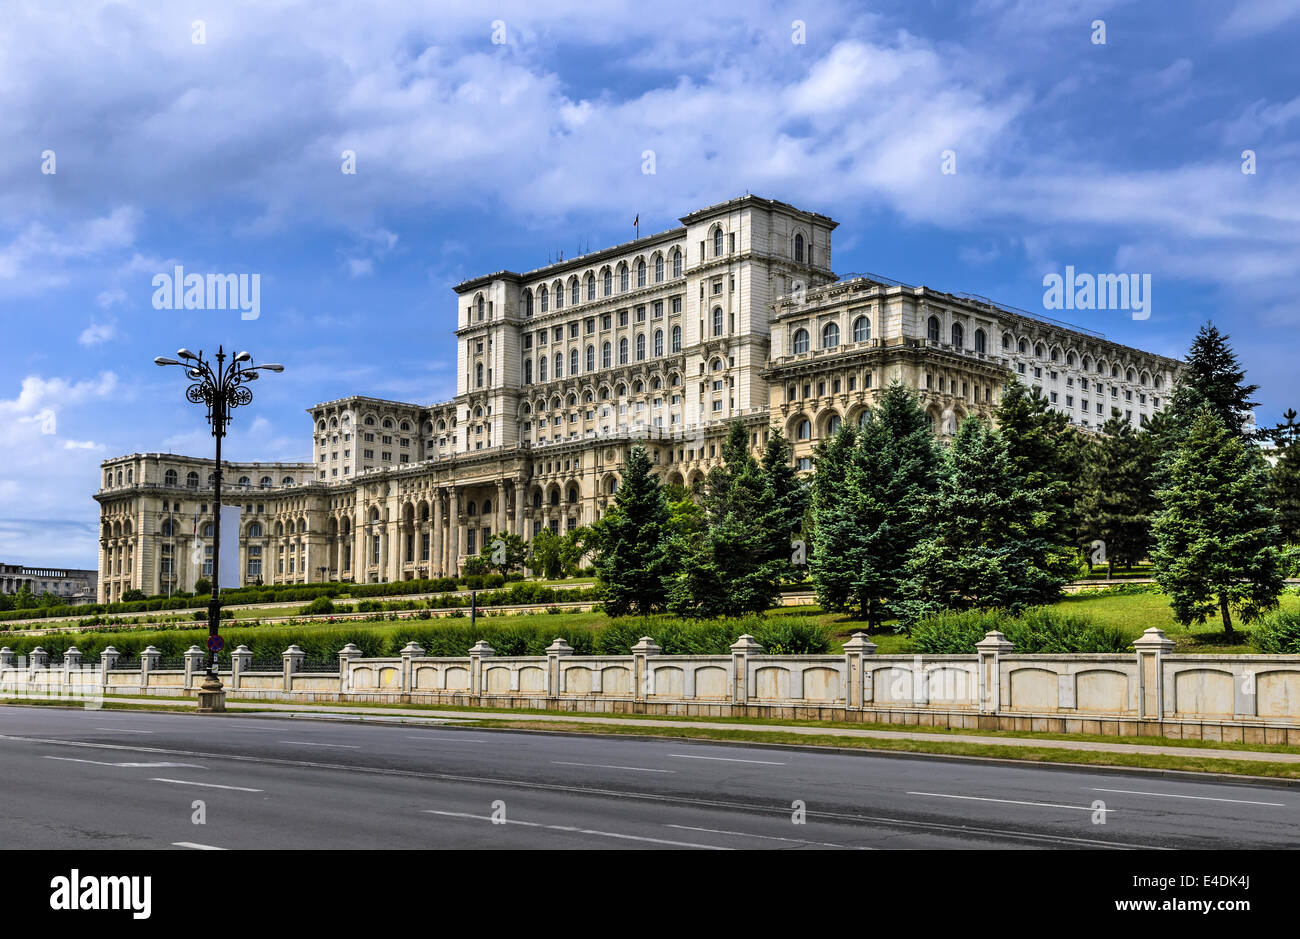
78, 319, 117, 346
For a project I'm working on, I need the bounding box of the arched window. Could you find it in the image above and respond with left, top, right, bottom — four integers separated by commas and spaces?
975, 329, 986, 354
636, 334, 646, 360
476, 363, 484, 387
539, 286, 549, 312
282, 476, 294, 486
671, 325, 682, 353
927, 316, 941, 342
533, 490, 542, 509
853, 316, 870, 343
796, 419, 811, 440
714, 228, 724, 257
482, 499, 492, 515
524, 290, 534, 316
525, 360, 533, 384
539, 357, 547, 381
637, 259, 647, 287
555, 281, 564, 309
603, 269, 612, 295
186, 471, 199, 489
570, 348, 579, 375
550, 489, 560, 507
619, 264, 629, 292
822, 322, 840, 348
619, 338, 629, 364
164, 469, 178, 487
467, 501, 477, 516
238, 476, 250, 488
586, 345, 595, 372
568, 486, 578, 503
570, 280, 579, 306
161, 519, 174, 537
712, 307, 723, 336
951, 323, 964, 349
654, 255, 664, 282
476, 295, 484, 319
1019, 339, 1028, 354
248, 522, 263, 538
653, 329, 664, 357
828, 414, 842, 435
586, 275, 595, 301
260, 476, 273, 489
792, 328, 810, 354
554, 352, 563, 378
672, 249, 682, 278
602, 342, 612, 368
794, 232, 804, 263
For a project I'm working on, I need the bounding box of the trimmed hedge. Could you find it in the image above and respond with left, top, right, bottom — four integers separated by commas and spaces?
909, 608, 1131, 654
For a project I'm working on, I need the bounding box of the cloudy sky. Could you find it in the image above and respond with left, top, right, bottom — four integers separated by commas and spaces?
2, 0, 1299, 570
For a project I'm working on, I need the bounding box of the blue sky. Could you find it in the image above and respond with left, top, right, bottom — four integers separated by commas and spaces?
2, 0, 1299, 570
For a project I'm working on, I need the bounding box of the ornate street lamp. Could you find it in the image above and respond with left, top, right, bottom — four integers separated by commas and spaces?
155, 347, 284, 712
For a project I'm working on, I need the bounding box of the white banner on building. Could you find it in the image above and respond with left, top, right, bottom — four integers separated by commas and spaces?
218, 504, 242, 589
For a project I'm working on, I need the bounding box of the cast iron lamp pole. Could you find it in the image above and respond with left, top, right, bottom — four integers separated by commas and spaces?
155, 346, 283, 712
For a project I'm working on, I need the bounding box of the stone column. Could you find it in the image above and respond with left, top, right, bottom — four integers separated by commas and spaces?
101, 646, 120, 689
842, 632, 877, 709
469, 639, 494, 696
975, 630, 1013, 715
448, 488, 461, 576
1135, 627, 1174, 722
730, 634, 762, 706
63, 646, 82, 689
495, 480, 506, 540
545, 638, 572, 697
182, 645, 205, 689
338, 642, 363, 694
282, 644, 305, 692
432, 489, 445, 577
352, 514, 364, 583
0, 647, 13, 671
401, 641, 425, 693
514, 478, 525, 537
140, 645, 160, 690
230, 644, 252, 690
631, 636, 662, 702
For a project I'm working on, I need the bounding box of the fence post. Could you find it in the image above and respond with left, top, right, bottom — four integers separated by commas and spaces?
842, 632, 877, 708
730, 634, 762, 707
0, 647, 12, 670
230, 645, 252, 690
1134, 627, 1174, 722
63, 646, 82, 690
469, 641, 495, 696
631, 636, 662, 703
975, 630, 1013, 716
400, 642, 425, 694
140, 645, 160, 690
282, 645, 305, 693
29, 646, 48, 675
338, 643, 362, 695
545, 638, 573, 698
101, 646, 120, 691
182, 645, 205, 690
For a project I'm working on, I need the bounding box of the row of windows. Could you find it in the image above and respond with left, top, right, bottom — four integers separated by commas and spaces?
791, 316, 872, 354
524, 329, 684, 382
524, 251, 685, 315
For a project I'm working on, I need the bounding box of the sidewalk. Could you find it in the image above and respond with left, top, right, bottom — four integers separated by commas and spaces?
95, 695, 1300, 765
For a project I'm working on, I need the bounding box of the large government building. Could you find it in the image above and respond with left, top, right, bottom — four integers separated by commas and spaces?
94, 196, 1181, 602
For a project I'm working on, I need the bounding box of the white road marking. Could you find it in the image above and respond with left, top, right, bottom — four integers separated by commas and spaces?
422, 810, 730, 849
150, 778, 263, 792
666, 824, 873, 849
908, 791, 1108, 813
1089, 787, 1284, 807
552, 761, 675, 774
668, 753, 786, 766
280, 741, 361, 749
405, 735, 488, 744
44, 757, 204, 768
95, 727, 154, 734
172, 842, 226, 850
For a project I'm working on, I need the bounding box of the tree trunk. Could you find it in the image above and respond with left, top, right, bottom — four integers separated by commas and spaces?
1220, 594, 1234, 636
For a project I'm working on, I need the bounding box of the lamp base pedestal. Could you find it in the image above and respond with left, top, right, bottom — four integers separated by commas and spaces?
196, 674, 226, 713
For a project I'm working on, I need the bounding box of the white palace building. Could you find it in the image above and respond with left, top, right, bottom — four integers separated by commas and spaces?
94, 195, 1181, 602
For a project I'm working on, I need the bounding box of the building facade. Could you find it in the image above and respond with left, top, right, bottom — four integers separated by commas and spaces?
1, 562, 98, 605
94, 196, 1181, 602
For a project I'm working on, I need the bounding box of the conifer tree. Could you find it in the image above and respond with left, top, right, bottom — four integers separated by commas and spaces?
1270, 441, 1300, 545
900, 418, 1065, 623
1165, 323, 1260, 439
1151, 408, 1284, 635
808, 421, 861, 614
759, 427, 808, 581
593, 444, 675, 616
1077, 414, 1159, 575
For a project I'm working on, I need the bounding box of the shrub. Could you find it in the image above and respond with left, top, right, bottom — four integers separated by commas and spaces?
1252, 609, 1300, 654
910, 610, 1012, 654
1004, 609, 1130, 653
301, 596, 336, 616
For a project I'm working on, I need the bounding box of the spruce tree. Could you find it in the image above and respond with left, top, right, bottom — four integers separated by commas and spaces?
593, 444, 675, 616
1270, 441, 1300, 545
900, 418, 1065, 624
808, 421, 861, 614
992, 380, 1078, 599
1165, 323, 1260, 440
1077, 414, 1159, 575
1151, 408, 1284, 635
759, 427, 808, 581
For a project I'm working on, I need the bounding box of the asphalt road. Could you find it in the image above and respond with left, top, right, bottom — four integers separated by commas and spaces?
1, 705, 1297, 850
